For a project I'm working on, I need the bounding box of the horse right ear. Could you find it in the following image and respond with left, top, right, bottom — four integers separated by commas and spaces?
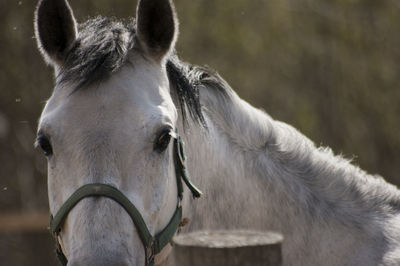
34, 0, 77, 66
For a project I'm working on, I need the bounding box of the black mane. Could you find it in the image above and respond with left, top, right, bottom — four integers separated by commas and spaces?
57, 17, 229, 126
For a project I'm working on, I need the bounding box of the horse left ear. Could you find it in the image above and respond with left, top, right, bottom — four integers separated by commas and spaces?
34, 0, 78, 66
136, 0, 178, 62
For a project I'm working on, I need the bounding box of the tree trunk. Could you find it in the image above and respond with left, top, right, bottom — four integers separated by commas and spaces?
173, 230, 283, 266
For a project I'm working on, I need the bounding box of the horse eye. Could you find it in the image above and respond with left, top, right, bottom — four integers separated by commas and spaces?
154, 129, 172, 153
36, 135, 53, 156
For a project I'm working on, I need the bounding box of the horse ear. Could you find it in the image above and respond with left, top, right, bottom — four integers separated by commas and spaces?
34, 0, 77, 66
136, 0, 178, 62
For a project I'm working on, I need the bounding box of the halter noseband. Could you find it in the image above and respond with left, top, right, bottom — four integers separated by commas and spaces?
49, 134, 202, 266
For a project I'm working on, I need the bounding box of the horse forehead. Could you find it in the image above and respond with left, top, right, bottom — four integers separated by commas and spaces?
40, 66, 177, 133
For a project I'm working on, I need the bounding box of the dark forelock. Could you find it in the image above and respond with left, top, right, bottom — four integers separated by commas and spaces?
58, 17, 135, 89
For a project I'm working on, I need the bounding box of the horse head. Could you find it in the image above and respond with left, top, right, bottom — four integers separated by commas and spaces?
34, 0, 186, 265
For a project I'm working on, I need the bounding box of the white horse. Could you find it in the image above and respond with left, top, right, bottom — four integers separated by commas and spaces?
34, 0, 400, 265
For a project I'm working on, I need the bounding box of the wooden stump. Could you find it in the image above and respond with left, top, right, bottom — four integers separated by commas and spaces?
173, 230, 283, 266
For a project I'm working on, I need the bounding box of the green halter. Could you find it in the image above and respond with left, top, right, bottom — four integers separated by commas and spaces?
49, 135, 202, 266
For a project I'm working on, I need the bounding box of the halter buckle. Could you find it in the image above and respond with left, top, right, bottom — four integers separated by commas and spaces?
146, 239, 155, 266
53, 232, 68, 266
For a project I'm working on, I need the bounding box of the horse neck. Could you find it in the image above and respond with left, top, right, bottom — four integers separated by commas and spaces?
181, 85, 400, 235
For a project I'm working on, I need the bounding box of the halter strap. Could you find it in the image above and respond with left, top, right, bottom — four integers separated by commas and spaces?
50, 135, 201, 266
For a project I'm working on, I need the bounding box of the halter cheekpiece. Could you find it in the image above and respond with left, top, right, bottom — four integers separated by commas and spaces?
49, 133, 202, 266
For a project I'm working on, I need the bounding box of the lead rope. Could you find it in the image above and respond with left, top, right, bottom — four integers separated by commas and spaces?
50, 133, 201, 266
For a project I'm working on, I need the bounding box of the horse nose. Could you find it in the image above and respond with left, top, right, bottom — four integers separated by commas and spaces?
68, 256, 134, 266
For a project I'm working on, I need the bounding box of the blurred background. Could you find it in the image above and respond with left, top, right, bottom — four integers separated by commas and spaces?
0, 0, 399, 265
